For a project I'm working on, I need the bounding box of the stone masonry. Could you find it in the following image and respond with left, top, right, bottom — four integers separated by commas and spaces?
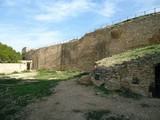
90, 53, 160, 96
23, 13, 160, 72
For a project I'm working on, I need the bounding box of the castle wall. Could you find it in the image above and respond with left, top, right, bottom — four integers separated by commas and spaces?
74, 13, 160, 71
22, 50, 35, 60
32, 44, 62, 70
30, 13, 160, 71
61, 41, 79, 71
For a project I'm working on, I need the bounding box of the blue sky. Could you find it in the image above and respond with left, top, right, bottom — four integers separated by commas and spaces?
0, 0, 160, 52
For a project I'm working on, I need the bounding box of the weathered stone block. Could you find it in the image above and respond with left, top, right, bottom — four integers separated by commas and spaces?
130, 84, 147, 96
105, 80, 121, 90
121, 82, 130, 89
91, 76, 105, 87
78, 75, 92, 85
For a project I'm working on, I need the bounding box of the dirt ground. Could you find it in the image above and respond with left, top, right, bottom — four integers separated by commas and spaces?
7, 71, 37, 79
16, 78, 160, 120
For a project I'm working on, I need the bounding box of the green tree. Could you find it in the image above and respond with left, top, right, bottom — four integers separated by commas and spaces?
0, 43, 21, 63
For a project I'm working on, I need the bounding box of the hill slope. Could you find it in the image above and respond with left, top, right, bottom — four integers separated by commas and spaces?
95, 44, 160, 67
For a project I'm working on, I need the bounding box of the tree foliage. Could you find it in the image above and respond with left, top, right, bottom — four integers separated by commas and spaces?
0, 43, 21, 63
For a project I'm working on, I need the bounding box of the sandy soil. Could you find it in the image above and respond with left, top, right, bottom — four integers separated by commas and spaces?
17, 78, 160, 120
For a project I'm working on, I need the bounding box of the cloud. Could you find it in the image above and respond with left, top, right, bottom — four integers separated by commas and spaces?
34, 0, 93, 22
0, 24, 62, 52
92, 0, 118, 17
0, 0, 120, 51
34, 0, 118, 22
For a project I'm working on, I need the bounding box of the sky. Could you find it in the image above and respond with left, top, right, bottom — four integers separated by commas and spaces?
0, 0, 160, 52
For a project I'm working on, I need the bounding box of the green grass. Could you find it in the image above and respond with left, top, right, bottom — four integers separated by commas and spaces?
11, 71, 19, 74
0, 73, 5, 76
21, 70, 31, 73
0, 70, 85, 119
0, 73, 5, 78
112, 44, 160, 59
0, 73, 7, 79
98, 44, 160, 66
95, 86, 111, 94
35, 70, 83, 80
0, 79, 58, 119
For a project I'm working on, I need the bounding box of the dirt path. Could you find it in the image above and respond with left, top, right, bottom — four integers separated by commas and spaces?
22, 79, 160, 120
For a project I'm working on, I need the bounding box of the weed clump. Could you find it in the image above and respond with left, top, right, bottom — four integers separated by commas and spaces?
95, 86, 111, 94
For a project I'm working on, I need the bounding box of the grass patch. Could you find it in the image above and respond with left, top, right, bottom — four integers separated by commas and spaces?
98, 44, 160, 66
0, 70, 86, 119
0, 78, 20, 84
0, 73, 6, 78
116, 88, 143, 100
112, 44, 160, 59
11, 71, 19, 74
95, 86, 111, 94
0, 78, 58, 119
21, 70, 31, 73
0, 73, 5, 76
35, 70, 84, 80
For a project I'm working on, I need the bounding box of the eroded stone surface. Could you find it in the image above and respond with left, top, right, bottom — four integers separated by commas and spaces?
78, 75, 93, 85
91, 54, 160, 96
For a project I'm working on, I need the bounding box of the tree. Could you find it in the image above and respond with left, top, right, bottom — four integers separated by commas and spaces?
0, 43, 21, 63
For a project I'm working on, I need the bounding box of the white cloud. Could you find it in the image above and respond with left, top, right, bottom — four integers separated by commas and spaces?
0, 24, 62, 52
34, 0, 118, 22
34, 0, 93, 22
0, 0, 119, 51
92, 0, 118, 17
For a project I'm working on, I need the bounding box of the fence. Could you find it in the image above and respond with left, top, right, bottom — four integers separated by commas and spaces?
36, 7, 160, 49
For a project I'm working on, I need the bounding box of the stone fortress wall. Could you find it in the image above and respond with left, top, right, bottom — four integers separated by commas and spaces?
24, 13, 160, 72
